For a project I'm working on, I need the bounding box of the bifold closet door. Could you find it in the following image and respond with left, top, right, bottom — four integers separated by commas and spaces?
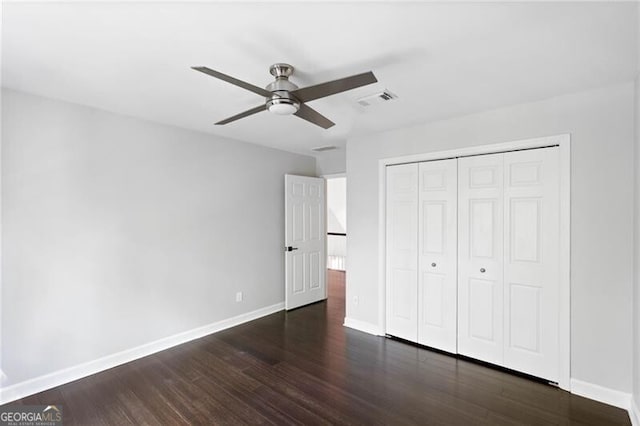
417, 159, 458, 353
457, 153, 505, 366
458, 147, 560, 382
503, 147, 560, 382
386, 163, 418, 342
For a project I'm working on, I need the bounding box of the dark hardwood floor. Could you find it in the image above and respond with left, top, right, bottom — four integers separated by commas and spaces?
7, 269, 630, 425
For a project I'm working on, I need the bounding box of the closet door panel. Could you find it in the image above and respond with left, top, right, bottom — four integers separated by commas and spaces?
457, 153, 504, 365
418, 159, 458, 353
503, 147, 560, 382
386, 163, 418, 342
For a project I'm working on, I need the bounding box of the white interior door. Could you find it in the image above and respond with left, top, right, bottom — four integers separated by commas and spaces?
285, 175, 326, 310
457, 153, 505, 365
503, 147, 560, 381
385, 163, 418, 341
417, 159, 458, 353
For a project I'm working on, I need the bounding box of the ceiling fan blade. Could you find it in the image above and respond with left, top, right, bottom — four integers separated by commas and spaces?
215, 104, 267, 125
294, 103, 335, 129
291, 71, 377, 103
192, 66, 273, 98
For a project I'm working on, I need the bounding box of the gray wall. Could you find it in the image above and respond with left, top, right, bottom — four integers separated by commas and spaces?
346, 82, 635, 393
316, 149, 346, 176
633, 4, 639, 413
0, 89, 315, 386
634, 75, 640, 413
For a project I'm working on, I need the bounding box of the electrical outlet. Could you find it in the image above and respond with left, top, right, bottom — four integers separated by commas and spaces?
353, 296, 359, 305
235, 292, 243, 302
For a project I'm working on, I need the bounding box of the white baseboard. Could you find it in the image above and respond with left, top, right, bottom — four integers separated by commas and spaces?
0, 302, 284, 405
343, 317, 383, 336
570, 379, 631, 410
630, 397, 640, 426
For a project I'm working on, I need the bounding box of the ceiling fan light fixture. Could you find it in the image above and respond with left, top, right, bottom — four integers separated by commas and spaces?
267, 97, 300, 115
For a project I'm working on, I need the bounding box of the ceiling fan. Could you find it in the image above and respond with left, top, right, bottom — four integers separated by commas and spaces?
191, 63, 378, 129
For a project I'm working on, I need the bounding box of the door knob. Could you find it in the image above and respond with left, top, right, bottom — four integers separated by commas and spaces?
285, 246, 299, 252
480, 268, 486, 273
431, 263, 436, 267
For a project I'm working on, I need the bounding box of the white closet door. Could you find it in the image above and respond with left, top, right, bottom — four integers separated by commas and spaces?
503, 147, 560, 381
417, 159, 458, 353
386, 163, 418, 342
457, 153, 504, 365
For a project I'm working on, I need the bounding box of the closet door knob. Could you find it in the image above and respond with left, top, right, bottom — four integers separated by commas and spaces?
431, 263, 436, 267
480, 268, 486, 273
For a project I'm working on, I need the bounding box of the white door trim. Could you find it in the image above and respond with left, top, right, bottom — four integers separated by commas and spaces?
321, 172, 346, 179
377, 134, 571, 391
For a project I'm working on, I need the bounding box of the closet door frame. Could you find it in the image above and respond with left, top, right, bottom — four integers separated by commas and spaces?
378, 134, 571, 391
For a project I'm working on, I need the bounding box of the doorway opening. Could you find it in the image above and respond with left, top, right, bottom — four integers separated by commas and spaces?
326, 176, 346, 310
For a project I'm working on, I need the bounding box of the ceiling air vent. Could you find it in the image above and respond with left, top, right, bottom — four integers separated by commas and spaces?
356, 90, 398, 107
311, 145, 338, 152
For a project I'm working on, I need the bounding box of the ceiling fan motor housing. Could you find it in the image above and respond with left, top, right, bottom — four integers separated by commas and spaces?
266, 63, 300, 114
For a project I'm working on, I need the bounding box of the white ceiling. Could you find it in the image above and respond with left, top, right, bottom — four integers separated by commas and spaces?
2, 2, 637, 156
